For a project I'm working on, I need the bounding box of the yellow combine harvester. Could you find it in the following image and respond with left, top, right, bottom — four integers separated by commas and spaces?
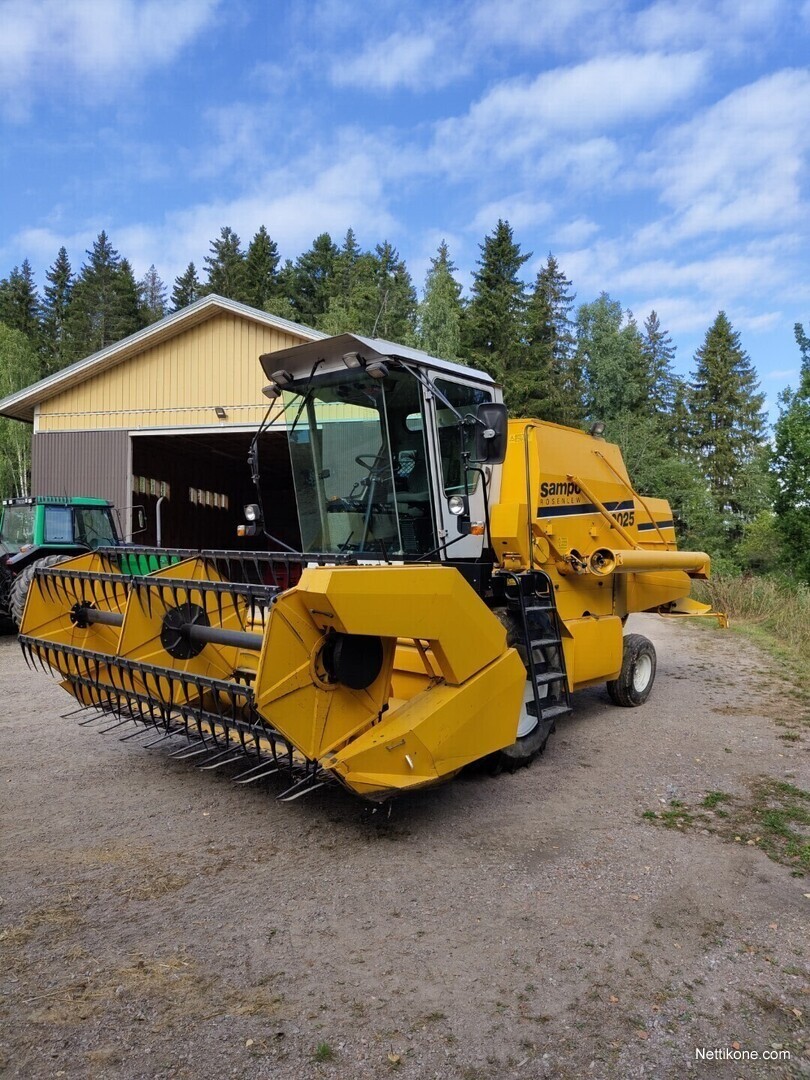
19, 334, 721, 802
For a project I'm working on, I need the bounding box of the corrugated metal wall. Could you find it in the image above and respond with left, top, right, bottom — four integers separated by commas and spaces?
31, 430, 131, 533
36, 314, 306, 433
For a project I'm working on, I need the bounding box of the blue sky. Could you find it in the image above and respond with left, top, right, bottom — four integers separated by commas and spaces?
2, 0, 810, 419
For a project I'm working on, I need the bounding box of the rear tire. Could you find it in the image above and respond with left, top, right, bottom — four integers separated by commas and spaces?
10, 555, 71, 628
606, 633, 656, 707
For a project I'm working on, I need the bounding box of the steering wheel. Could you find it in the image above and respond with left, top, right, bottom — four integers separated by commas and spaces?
355, 453, 389, 477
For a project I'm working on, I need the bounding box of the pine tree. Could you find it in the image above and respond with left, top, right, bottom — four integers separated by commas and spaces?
510, 254, 583, 425
370, 241, 417, 342
115, 258, 143, 340
204, 226, 248, 301
640, 310, 677, 417
244, 226, 280, 309
772, 323, 810, 582
462, 220, 530, 381
41, 247, 74, 374
317, 231, 376, 335
138, 265, 168, 324
416, 241, 463, 361
67, 232, 142, 355
688, 311, 767, 518
289, 233, 339, 326
0, 260, 41, 345
576, 293, 647, 422
171, 262, 203, 311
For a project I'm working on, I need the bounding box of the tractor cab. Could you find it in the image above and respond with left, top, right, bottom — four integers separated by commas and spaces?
0, 497, 120, 556
253, 334, 507, 562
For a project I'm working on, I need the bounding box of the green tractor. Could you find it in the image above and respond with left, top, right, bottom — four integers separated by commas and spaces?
0, 496, 151, 627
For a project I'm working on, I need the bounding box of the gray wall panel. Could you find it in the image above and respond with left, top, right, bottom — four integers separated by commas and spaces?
31, 430, 131, 536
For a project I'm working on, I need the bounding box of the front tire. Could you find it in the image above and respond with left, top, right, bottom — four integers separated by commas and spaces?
606, 633, 656, 707
10, 555, 71, 628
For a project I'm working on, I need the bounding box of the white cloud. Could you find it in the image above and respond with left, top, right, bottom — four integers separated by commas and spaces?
470, 0, 613, 53
0, 0, 220, 118
330, 28, 460, 92
633, 0, 785, 52
15, 143, 402, 283
470, 195, 552, 234
550, 218, 600, 247
432, 51, 706, 172
649, 69, 810, 240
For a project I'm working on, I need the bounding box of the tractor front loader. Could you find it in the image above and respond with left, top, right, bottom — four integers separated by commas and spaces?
19, 334, 723, 802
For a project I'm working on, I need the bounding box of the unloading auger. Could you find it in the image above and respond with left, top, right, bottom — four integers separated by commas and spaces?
19, 333, 725, 802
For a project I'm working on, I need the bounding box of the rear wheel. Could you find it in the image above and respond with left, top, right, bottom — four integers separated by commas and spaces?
488, 608, 556, 773
606, 633, 656, 707
10, 555, 71, 628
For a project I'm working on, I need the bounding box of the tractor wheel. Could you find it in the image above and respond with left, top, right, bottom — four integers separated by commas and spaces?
487, 607, 554, 773
10, 555, 70, 628
606, 633, 656, 707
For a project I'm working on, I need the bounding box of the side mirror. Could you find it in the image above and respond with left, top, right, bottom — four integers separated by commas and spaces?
473, 402, 508, 464
133, 506, 147, 534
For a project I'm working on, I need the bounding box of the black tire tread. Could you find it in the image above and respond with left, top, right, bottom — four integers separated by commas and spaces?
10, 555, 71, 628
606, 633, 656, 707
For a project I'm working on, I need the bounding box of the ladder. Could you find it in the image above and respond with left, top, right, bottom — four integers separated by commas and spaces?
500, 570, 572, 741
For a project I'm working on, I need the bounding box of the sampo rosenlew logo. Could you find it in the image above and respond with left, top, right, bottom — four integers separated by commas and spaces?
539, 481, 581, 499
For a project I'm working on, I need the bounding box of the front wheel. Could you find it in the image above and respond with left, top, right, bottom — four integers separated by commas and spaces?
10, 555, 71, 628
606, 633, 656, 707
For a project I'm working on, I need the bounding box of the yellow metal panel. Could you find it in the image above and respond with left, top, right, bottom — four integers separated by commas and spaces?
37, 314, 313, 432
562, 615, 624, 689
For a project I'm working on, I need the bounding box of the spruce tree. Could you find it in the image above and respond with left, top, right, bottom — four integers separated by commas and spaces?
416, 240, 463, 361
510, 254, 583, 426
462, 220, 530, 381
115, 259, 144, 340
640, 310, 677, 417
0, 260, 41, 345
67, 232, 140, 355
41, 247, 74, 374
138, 264, 168, 324
204, 226, 248, 301
688, 311, 767, 518
289, 233, 339, 326
171, 262, 203, 310
576, 293, 647, 422
772, 323, 810, 581
371, 241, 417, 342
244, 226, 280, 309
318, 231, 376, 335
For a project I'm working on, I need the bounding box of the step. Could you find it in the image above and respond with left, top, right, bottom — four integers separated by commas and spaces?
529, 637, 560, 648
537, 704, 572, 722
533, 670, 566, 685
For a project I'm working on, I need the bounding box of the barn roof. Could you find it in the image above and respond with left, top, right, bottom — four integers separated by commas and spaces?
0, 294, 326, 423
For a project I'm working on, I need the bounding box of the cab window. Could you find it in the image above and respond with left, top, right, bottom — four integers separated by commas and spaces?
43, 506, 74, 543
434, 379, 492, 494
74, 507, 117, 547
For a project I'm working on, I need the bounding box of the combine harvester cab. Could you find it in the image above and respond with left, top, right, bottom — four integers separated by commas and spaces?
20, 333, 723, 802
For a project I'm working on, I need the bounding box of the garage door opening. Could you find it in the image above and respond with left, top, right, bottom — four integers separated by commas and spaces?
131, 430, 300, 551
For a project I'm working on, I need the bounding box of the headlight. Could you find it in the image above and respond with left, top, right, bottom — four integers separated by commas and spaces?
448, 495, 466, 516
243, 503, 260, 523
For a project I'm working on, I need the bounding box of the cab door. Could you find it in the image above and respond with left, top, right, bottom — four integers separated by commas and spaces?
423, 374, 499, 561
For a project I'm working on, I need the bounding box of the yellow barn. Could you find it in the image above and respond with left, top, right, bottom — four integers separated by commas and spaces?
0, 295, 323, 548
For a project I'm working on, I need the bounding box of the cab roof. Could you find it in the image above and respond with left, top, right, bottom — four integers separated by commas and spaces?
261, 333, 497, 387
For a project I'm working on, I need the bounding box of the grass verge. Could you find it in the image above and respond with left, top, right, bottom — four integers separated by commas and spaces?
643, 779, 810, 876
694, 575, 810, 722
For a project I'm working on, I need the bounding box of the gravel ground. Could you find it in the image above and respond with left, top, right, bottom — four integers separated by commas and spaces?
1, 614, 808, 1080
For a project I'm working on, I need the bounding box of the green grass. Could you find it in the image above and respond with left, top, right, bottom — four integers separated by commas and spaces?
694, 575, 810, 708
314, 1042, 335, 1063
643, 779, 810, 874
